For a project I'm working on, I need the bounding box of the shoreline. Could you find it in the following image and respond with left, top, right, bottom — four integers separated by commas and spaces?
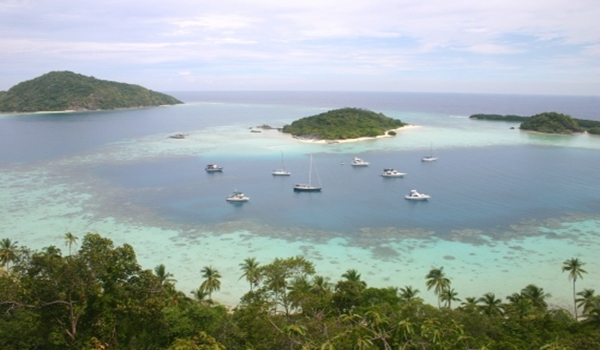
292, 124, 420, 144
0, 104, 181, 117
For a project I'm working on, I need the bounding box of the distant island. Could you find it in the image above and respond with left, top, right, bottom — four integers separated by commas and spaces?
282, 107, 407, 141
0, 71, 182, 113
470, 112, 600, 135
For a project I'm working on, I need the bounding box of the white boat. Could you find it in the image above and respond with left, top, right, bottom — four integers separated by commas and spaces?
404, 189, 431, 200
294, 154, 322, 192
350, 157, 369, 166
205, 164, 223, 172
272, 151, 291, 176
226, 190, 249, 202
422, 144, 437, 162
381, 168, 406, 177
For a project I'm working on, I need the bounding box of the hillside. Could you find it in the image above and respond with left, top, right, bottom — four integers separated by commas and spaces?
0, 71, 182, 113
282, 107, 406, 140
519, 112, 582, 134
470, 112, 600, 135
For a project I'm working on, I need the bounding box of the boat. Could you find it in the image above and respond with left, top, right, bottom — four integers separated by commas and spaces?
272, 151, 291, 176
294, 154, 322, 192
404, 189, 431, 200
350, 157, 369, 166
422, 143, 438, 162
381, 168, 406, 177
226, 190, 249, 202
205, 164, 223, 172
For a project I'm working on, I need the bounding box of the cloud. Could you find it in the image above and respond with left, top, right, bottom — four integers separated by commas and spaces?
462, 44, 524, 55
0, 0, 599, 94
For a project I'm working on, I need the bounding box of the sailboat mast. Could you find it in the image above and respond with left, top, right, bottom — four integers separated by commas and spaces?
308, 154, 312, 185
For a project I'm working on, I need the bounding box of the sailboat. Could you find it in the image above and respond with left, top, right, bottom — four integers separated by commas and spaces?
422, 143, 438, 162
272, 151, 291, 176
294, 154, 322, 192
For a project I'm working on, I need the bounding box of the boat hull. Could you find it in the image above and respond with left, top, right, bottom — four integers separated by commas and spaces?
294, 185, 321, 192
404, 196, 429, 200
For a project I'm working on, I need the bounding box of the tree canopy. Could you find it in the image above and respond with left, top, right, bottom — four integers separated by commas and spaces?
1, 233, 599, 349
470, 112, 600, 135
282, 107, 406, 140
520, 112, 583, 134
0, 71, 182, 113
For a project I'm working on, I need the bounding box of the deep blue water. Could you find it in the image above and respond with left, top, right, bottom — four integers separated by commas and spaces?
90, 145, 600, 235
2, 92, 599, 237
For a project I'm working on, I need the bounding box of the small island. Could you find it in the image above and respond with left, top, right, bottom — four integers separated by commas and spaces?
0, 71, 182, 113
470, 112, 600, 135
282, 107, 407, 141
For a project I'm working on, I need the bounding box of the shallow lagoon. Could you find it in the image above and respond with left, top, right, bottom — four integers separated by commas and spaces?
1, 92, 599, 308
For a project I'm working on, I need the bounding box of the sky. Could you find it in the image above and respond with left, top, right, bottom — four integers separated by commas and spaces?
1, 0, 599, 95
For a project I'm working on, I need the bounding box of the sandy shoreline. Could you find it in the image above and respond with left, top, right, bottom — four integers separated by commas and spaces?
292, 124, 420, 144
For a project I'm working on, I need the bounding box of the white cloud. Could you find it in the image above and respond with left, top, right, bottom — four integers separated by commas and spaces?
0, 0, 599, 94
462, 44, 524, 55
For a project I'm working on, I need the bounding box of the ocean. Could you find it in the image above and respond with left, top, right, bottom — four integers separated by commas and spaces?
1, 91, 599, 308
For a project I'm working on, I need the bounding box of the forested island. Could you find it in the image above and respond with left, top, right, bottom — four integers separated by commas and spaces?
0, 71, 182, 113
470, 112, 600, 135
282, 107, 406, 141
1, 233, 599, 349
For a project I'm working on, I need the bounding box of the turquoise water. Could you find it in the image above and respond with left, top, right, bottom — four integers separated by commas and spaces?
1, 92, 599, 308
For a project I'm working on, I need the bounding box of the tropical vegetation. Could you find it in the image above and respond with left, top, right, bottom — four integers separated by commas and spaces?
0, 71, 182, 113
470, 112, 600, 135
469, 114, 528, 122
1, 233, 599, 349
282, 107, 406, 140
520, 112, 583, 134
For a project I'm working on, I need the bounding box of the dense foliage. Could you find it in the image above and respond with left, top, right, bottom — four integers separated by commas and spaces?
1, 233, 599, 349
519, 112, 582, 134
282, 107, 406, 140
469, 114, 528, 122
471, 112, 600, 135
0, 71, 182, 113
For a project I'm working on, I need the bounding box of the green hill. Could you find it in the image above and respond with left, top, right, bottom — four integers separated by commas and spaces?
282, 107, 406, 140
470, 112, 600, 135
519, 112, 583, 134
0, 71, 182, 113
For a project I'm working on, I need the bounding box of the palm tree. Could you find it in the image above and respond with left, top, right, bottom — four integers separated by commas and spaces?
238, 257, 261, 292
191, 287, 209, 304
399, 286, 421, 302
521, 284, 551, 311
562, 258, 587, 319
459, 297, 479, 312
425, 267, 450, 308
63, 232, 78, 256
342, 269, 366, 287
288, 276, 311, 311
154, 264, 177, 286
0, 238, 19, 272
200, 266, 222, 300
478, 292, 503, 317
576, 289, 596, 316
505, 292, 533, 320
440, 288, 461, 309
311, 275, 332, 295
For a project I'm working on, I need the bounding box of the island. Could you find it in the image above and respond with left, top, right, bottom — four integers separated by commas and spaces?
0, 71, 182, 113
281, 107, 407, 141
470, 112, 600, 135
